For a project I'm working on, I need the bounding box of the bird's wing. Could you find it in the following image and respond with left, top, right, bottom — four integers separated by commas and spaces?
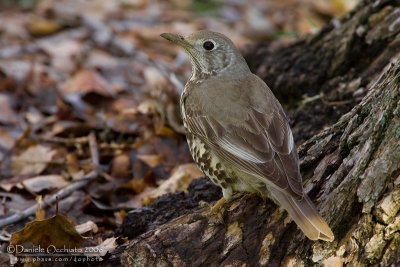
184, 75, 303, 198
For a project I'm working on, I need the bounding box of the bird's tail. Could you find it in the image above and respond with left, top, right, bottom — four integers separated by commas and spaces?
269, 188, 334, 241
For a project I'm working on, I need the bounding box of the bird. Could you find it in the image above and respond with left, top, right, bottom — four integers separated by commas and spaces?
160, 30, 334, 241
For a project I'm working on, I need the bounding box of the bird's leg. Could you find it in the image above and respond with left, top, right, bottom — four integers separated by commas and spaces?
210, 197, 226, 214
209, 187, 232, 217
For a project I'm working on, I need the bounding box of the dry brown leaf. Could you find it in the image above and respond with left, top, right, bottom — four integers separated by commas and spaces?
27, 18, 61, 37
0, 180, 23, 192
22, 174, 68, 193
155, 125, 179, 140
39, 39, 83, 73
60, 69, 116, 97
114, 210, 128, 225
11, 145, 56, 176
295, 11, 325, 34
111, 96, 140, 115
0, 94, 18, 125
0, 14, 29, 39
310, 0, 358, 17
0, 192, 36, 216
84, 237, 118, 257
0, 60, 40, 82
86, 49, 119, 69
75, 221, 98, 234
47, 121, 84, 137
66, 153, 85, 180
129, 186, 157, 208
137, 99, 160, 115
144, 163, 203, 204
118, 175, 157, 208
143, 66, 168, 91
25, 107, 45, 125
136, 154, 162, 168
122, 178, 148, 194
119, 0, 149, 9
10, 214, 85, 251
110, 153, 131, 178
0, 128, 16, 162
0, 69, 16, 92
241, 6, 276, 39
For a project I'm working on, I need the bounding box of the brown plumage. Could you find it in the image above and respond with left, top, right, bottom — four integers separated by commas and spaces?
161, 30, 334, 241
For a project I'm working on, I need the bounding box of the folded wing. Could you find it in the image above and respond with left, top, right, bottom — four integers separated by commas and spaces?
184, 81, 303, 198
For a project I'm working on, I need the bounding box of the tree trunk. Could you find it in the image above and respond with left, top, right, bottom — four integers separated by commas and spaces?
108, 0, 400, 266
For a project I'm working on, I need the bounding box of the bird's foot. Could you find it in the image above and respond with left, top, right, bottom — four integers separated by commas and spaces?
210, 197, 226, 214
207, 197, 226, 224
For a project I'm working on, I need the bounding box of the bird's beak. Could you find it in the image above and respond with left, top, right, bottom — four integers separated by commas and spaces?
160, 33, 193, 50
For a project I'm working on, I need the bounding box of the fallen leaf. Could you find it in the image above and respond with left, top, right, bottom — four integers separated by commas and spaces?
137, 99, 160, 115
122, 177, 148, 194
10, 214, 85, 251
110, 153, 131, 178
0, 192, 36, 216
0, 178, 24, 192
0, 128, 16, 162
136, 154, 162, 168
241, 6, 276, 40
11, 145, 56, 176
128, 186, 157, 208
311, 0, 358, 17
0, 231, 11, 241
114, 210, 128, 225
84, 237, 118, 257
25, 106, 45, 125
47, 120, 88, 137
39, 39, 83, 73
59, 69, 117, 117
155, 125, 179, 140
0, 60, 37, 82
143, 66, 168, 92
66, 153, 85, 180
22, 174, 68, 193
60, 69, 116, 98
144, 163, 203, 204
75, 221, 98, 234
0, 94, 18, 125
27, 18, 61, 37
0, 15, 28, 40
119, 0, 149, 9
86, 49, 119, 70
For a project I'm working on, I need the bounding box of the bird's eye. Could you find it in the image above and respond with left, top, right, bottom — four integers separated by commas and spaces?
203, 41, 215, 51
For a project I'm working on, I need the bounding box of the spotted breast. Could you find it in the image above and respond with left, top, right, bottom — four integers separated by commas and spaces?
186, 132, 237, 200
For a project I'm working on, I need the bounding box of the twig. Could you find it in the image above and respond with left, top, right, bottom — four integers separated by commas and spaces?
36, 136, 89, 145
320, 93, 354, 106
0, 171, 98, 228
0, 133, 101, 228
37, 136, 138, 150
88, 132, 100, 170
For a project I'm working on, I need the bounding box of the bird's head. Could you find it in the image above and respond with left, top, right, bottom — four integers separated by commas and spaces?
161, 30, 250, 79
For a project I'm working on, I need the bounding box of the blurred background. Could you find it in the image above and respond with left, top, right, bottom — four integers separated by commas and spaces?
1, 0, 359, 47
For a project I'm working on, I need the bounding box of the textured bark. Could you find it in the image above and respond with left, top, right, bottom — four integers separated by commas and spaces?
244, 0, 400, 144
108, 0, 400, 266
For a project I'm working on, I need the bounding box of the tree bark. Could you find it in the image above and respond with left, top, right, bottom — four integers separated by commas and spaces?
108, 0, 400, 266
244, 0, 400, 144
